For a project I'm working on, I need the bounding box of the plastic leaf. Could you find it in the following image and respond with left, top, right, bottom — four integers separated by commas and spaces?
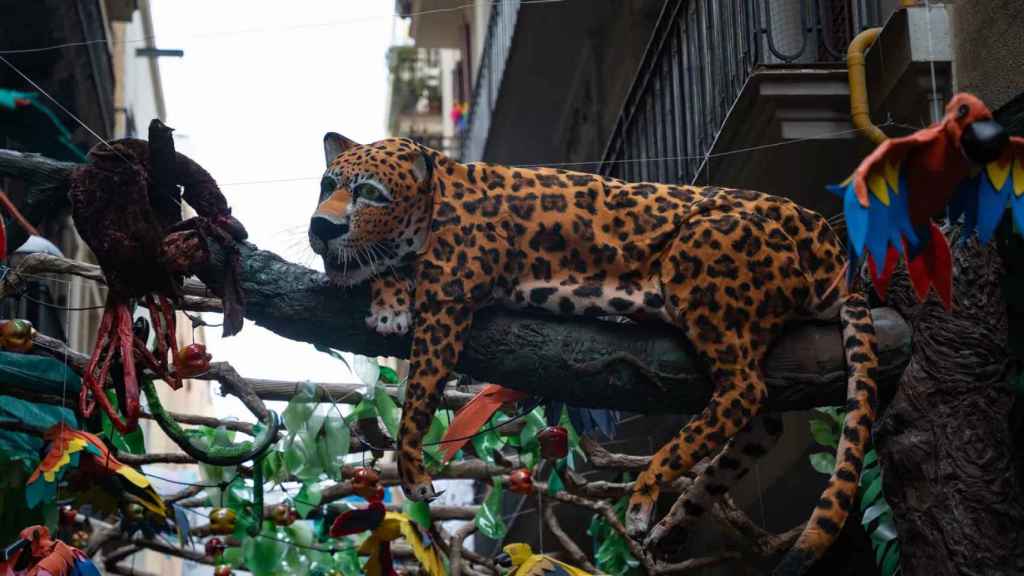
222, 547, 244, 568
423, 412, 451, 470
286, 521, 315, 548
283, 382, 318, 433
809, 452, 836, 475
881, 542, 901, 576
547, 467, 566, 496
809, 418, 836, 448
101, 390, 146, 454
863, 449, 878, 468
403, 500, 433, 530
470, 415, 505, 464
295, 482, 323, 519
374, 390, 401, 439
861, 500, 891, 527
379, 365, 399, 384
318, 416, 351, 480
861, 476, 884, 512
243, 523, 287, 576
352, 355, 380, 397
474, 479, 507, 540
348, 398, 377, 422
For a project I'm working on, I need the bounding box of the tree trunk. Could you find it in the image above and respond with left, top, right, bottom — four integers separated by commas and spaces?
873, 238, 1024, 575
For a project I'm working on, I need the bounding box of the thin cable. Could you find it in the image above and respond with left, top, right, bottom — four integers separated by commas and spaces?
0, 0, 565, 56
14, 291, 107, 311
0, 55, 128, 164
215, 122, 897, 188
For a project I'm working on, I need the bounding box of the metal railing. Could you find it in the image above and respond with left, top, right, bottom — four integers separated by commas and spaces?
599, 0, 883, 184
458, 0, 521, 162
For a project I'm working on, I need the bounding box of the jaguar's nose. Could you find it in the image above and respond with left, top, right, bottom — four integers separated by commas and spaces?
309, 216, 348, 242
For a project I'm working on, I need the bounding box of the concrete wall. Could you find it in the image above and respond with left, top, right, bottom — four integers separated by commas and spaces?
950, 0, 1024, 110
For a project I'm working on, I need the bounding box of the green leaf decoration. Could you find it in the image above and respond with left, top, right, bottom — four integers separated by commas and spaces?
0, 395, 76, 468
286, 521, 315, 548
880, 542, 901, 576
379, 365, 399, 384
348, 398, 377, 422
808, 452, 836, 475
352, 355, 381, 397
283, 382, 318, 433
222, 546, 244, 568
243, 523, 287, 576
100, 390, 146, 454
295, 482, 323, 519
474, 479, 507, 540
547, 467, 566, 496
403, 499, 433, 530
861, 500, 891, 527
871, 515, 898, 545
375, 389, 401, 439
863, 449, 878, 468
589, 496, 638, 576
423, 411, 451, 471
318, 416, 351, 480
809, 417, 837, 449
261, 449, 289, 485
334, 546, 363, 576
471, 414, 505, 464
861, 476, 884, 512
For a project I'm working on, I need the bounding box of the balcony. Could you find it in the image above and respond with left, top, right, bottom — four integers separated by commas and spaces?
458, 0, 521, 161
400, 0, 468, 49
598, 0, 950, 215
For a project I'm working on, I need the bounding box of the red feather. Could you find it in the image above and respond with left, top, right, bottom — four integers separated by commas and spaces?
440, 384, 527, 462
903, 222, 953, 310
867, 246, 899, 300
329, 500, 385, 537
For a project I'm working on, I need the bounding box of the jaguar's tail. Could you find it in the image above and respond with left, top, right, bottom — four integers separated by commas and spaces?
773, 288, 880, 575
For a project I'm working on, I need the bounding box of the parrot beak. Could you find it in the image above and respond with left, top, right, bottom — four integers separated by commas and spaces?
1, 538, 28, 562
961, 119, 1009, 164
495, 552, 513, 568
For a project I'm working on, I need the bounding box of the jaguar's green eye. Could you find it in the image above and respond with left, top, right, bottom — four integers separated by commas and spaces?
320, 176, 336, 198
353, 182, 388, 203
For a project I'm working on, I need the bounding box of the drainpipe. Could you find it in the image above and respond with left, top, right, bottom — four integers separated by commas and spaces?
847, 27, 887, 144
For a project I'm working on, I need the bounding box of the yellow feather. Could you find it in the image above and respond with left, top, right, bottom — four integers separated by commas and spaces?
1014, 155, 1024, 197
869, 170, 890, 206
883, 160, 900, 194
987, 159, 1012, 192
117, 465, 151, 490
42, 438, 89, 482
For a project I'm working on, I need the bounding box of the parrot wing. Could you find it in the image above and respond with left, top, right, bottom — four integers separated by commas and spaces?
516, 556, 587, 576
830, 126, 964, 309
395, 514, 445, 576
953, 136, 1024, 244
26, 426, 92, 509
440, 384, 527, 463
61, 429, 166, 518
330, 502, 386, 537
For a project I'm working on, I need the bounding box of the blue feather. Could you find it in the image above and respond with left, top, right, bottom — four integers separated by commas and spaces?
864, 194, 892, 267
842, 184, 869, 258
976, 170, 1011, 243
71, 558, 102, 576
1011, 193, 1024, 238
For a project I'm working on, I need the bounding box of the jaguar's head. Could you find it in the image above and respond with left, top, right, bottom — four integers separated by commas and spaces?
309, 133, 434, 286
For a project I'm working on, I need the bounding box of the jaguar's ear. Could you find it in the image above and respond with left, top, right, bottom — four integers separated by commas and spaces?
411, 149, 432, 186
324, 132, 359, 167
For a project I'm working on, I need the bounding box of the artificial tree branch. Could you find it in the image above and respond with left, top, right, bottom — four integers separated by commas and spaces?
449, 523, 480, 576
543, 500, 597, 572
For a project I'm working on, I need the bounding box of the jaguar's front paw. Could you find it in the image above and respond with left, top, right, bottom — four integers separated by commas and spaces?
398, 452, 442, 502
626, 480, 660, 541
365, 307, 411, 336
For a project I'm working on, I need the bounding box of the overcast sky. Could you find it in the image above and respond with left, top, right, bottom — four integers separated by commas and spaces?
151, 2, 400, 418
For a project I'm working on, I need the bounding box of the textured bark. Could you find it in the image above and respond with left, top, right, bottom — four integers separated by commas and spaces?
873, 239, 1024, 575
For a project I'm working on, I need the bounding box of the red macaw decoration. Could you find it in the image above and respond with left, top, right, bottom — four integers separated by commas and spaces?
0, 526, 99, 576
439, 384, 526, 462
25, 426, 165, 519
831, 93, 1021, 308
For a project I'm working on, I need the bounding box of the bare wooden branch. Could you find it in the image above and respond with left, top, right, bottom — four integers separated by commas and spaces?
450, 522, 478, 576
543, 500, 597, 573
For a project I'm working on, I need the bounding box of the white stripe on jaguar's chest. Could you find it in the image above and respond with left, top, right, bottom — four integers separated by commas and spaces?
497, 279, 672, 322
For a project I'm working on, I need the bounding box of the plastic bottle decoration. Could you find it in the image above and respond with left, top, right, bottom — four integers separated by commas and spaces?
204, 537, 226, 559
0, 319, 35, 353
0, 525, 100, 576
173, 343, 212, 378
536, 426, 568, 460
208, 508, 237, 536
507, 468, 534, 495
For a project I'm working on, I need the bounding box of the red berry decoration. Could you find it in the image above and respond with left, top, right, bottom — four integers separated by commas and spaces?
214, 564, 233, 576
0, 319, 35, 353
537, 426, 569, 460
174, 343, 212, 378
507, 468, 534, 495
60, 506, 78, 527
350, 466, 381, 500
205, 537, 226, 559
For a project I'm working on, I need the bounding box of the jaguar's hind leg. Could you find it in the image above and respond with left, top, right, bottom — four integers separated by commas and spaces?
644, 413, 784, 548
626, 365, 767, 539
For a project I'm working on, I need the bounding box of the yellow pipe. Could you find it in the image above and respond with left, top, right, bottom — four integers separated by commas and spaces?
847, 27, 887, 145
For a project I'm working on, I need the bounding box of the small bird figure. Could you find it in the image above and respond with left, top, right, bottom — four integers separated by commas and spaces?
831, 92, 1024, 307
25, 426, 165, 519
0, 525, 99, 576
495, 543, 593, 576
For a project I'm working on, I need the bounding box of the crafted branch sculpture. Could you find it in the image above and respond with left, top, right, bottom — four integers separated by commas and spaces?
68, 120, 247, 433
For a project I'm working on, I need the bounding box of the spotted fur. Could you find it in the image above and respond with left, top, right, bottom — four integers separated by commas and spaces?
309, 135, 879, 575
